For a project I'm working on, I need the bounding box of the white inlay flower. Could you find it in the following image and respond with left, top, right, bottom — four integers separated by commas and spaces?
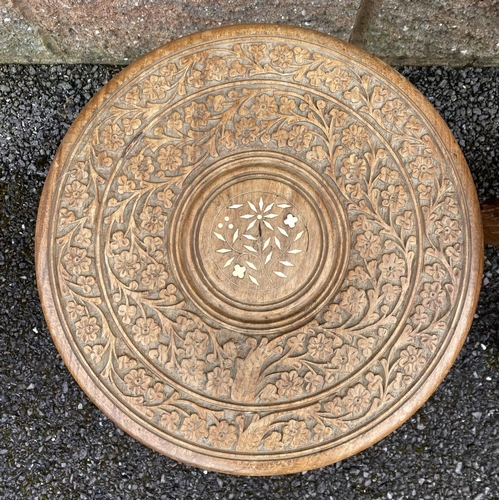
232, 264, 246, 279
239, 197, 278, 231
284, 213, 298, 228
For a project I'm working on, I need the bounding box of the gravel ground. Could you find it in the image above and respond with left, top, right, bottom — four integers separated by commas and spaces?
0, 64, 498, 499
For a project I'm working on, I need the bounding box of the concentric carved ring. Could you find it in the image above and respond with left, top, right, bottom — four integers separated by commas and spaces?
36, 25, 482, 475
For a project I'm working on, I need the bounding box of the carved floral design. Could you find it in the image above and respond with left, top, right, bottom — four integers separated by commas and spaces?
50, 35, 468, 460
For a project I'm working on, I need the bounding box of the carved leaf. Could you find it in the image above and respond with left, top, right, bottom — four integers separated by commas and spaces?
274, 271, 287, 278
213, 232, 226, 241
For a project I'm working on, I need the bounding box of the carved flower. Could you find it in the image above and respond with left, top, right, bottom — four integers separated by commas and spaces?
122, 117, 141, 135
395, 210, 414, 230
347, 265, 371, 283
329, 108, 348, 127
178, 357, 205, 386
340, 286, 367, 315
324, 67, 350, 92
287, 125, 313, 152
117, 175, 136, 194
77, 275, 95, 294
125, 85, 140, 105
143, 235, 163, 257
209, 420, 237, 449
381, 99, 406, 125
143, 75, 169, 100
128, 154, 154, 181
276, 370, 303, 398
160, 283, 177, 302
64, 247, 91, 275
187, 69, 204, 88
203, 56, 228, 81
419, 333, 438, 352
340, 154, 367, 179
63, 180, 89, 207
410, 156, 436, 181
381, 184, 408, 212
185, 102, 210, 128
324, 396, 343, 416
442, 196, 458, 215
379, 252, 406, 282
70, 161, 88, 181
114, 250, 140, 278
404, 115, 422, 134
229, 60, 247, 77
282, 419, 309, 448
147, 382, 165, 402
358, 337, 376, 358
293, 46, 310, 63
411, 304, 429, 325
181, 414, 208, 441
84, 344, 105, 364
235, 117, 259, 144
75, 315, 100, 342
219, 130, 235, 150
398, 140, 418, 158
160, 411, 180, 432
279, 96, 296, 114
313, 422, 332, 442
417, 183, 433, 200
249, 44, 266, 60
306, 67, 326, 87
251, 94, 278, 118
435, 215, 461, 244
140, 205, 166, 234
166, 111, 182, 132
342, 384, 370, 415
117, 304, 137, 325
420, 282, 445, 311
392, 371, 412, 391
60, 207, 76, 226
157, 145, 182, 172
264, 431, 284, 450
141, 263, 168, 290
323, 303, 342, 323
354, 231, 381, 259
272, 128, 289, 147
124, 368, 152, 396
331, 345, 359, 372
66, 301, 84, 320
308, 333, 334, 361
399, 345, 426, 375
378, 166, 399, 183
160, 63, 178, 82
342, 124, 368, 150
425, 262, 446, 281
132, 317, 160, 346
269, 44, 293, 68
381, 282, 401, 302
74, 227, 92, 247
206, 367, 233, 397
157, 187, 175, 208
101, 124, 125, 151
304, 371, 324, 393
184, 329, 208, 357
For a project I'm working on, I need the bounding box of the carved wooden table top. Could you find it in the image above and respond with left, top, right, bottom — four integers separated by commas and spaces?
36, 25, 483, 475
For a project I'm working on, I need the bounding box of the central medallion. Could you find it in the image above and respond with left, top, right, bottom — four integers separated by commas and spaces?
169, 153, 349, 334
211, 191, 308, 292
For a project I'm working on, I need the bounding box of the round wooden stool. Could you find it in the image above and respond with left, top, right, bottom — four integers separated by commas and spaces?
36, 25, 483, 475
